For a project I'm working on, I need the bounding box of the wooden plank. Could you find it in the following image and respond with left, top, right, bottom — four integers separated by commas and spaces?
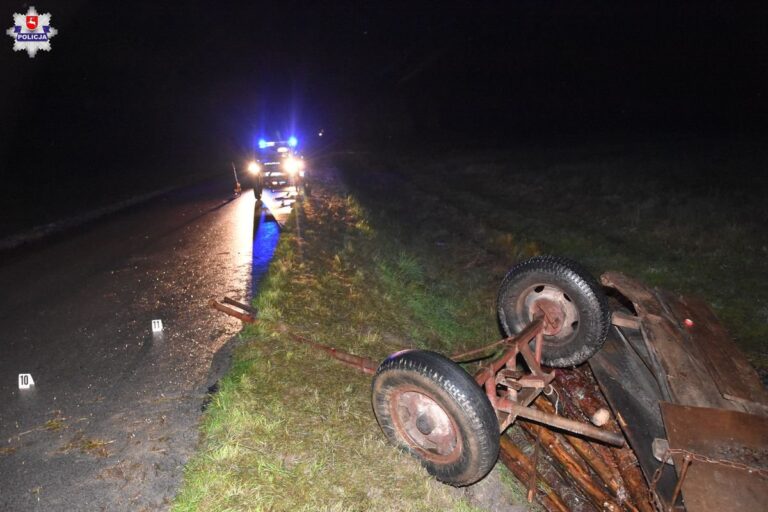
601, 272, 666, 317
660, 403, 768, 512
642, 314, 732, 409
600, 272, 736, 410
667, 293, 768, 415
612, 310, 641, 329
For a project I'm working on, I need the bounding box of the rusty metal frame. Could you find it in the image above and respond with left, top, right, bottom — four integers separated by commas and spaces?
210, 296, 624, 447
462, 317, 625, 447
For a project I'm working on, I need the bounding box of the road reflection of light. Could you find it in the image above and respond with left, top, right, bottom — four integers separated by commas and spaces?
232, 192, 256, 283
251, 207, 280, 295
261, 186, 299, 220
230, 193, 281, 298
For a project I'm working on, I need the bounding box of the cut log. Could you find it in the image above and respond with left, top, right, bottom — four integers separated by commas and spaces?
555, 366, 659, 512
517, 408, 623, 511
499, 434, 572, 512
506, 426, 601, 511
536, 396, 639, 511
611, 442, 656, 512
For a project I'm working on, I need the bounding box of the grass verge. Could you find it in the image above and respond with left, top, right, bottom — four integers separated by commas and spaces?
173, 171, 530, 511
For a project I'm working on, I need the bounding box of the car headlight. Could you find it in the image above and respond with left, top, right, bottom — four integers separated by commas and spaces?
247, 161, 261, 175
283, 157, 305, 175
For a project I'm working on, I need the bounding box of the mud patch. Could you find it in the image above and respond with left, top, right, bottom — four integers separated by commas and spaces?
0, 446, 18, 456
98, 460, 145, 482
59, 431, 113, 458
44, 411, 68, 432
201, 381, 219, 412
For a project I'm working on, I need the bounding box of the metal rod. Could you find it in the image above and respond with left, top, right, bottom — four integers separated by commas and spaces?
507, 403, 626, 447
223, 296, 257, 314
667, 454, 692, 512
208, 300, 375, 374
450, 337, 513, 360
450, 318, 542, 360
474, 318, 544, 385
534, 331, 543, 365
208, 299, 256, 323
288, 332, 378, 375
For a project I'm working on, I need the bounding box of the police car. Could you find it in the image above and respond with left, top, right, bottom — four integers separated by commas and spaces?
246, 137, 307, 199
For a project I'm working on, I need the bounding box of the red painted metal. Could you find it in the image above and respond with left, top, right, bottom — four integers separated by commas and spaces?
468, 316, 623, 446
287, 332, 378, 375
208, 297, 377, 374
210, 295, 621, 447
208, 298, 256, 323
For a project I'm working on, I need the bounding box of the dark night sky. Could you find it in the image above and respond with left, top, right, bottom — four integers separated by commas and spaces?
0, 1, 766, 223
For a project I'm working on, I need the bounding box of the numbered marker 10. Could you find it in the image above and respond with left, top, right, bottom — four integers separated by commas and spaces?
18, 373, 35, 389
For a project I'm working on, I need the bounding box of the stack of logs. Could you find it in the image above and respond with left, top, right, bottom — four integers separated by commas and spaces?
499, 365, 654, 512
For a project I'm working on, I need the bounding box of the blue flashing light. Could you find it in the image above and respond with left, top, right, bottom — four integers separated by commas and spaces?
288, 136, 298, 147
258, 138, 268, 149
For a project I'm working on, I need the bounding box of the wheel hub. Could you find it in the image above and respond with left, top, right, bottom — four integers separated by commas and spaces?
532, 298, 566, 335
522, 285, 580, 341
416, 413, 434, 435
392, 390, 460, 460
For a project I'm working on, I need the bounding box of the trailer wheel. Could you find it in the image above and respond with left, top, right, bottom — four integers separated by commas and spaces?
372, 350, 499, 486
497, 255, 610, 367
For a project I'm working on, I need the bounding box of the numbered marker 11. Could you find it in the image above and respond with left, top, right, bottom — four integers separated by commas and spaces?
18, 373, 35, 389
151, 319, 163, 333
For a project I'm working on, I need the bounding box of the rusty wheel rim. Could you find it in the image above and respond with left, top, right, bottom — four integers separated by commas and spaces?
389, 388, 462, 464
518, 284, 580, 346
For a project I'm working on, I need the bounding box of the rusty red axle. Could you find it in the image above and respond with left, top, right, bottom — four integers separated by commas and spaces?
208, 297, 377, 374
210, 296, 623, 447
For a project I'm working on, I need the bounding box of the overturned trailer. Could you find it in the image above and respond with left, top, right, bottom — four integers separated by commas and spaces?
373, 257, 768, 511
211, 256, 767, 511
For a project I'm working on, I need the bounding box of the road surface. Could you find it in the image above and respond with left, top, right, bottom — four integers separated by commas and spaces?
259, 184, 301, 227
0, 178, 279, 510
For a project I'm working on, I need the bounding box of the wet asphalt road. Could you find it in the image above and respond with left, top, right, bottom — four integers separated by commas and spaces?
0, 178, 278, 510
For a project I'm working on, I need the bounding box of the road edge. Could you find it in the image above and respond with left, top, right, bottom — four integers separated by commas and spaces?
0, 172, 226, 252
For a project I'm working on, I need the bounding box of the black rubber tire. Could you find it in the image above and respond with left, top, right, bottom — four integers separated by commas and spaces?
371, 350, 499, 486
497, 255, 610, 367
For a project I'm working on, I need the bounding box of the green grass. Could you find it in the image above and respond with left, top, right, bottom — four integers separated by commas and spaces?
173, 176, 525, 511
339, 137, 768, 371
175, 137, 765, 511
